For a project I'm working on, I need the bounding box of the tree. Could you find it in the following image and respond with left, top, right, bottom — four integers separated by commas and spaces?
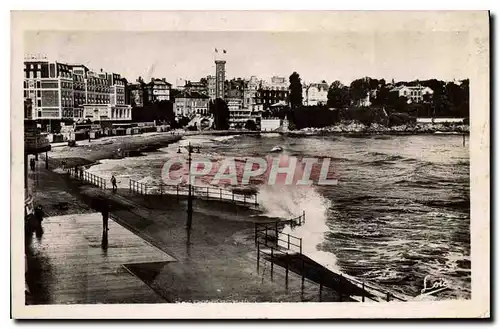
211, 98, 230, 130
289, 72, 303, 109
327, 81, 350, 108
349, 78, 371, 105
244, 119, 257, 131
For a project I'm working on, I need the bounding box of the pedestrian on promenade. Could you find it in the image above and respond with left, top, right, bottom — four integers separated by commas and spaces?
101, 202, 109, 232
111, 175, 117, 192
74, 165, 79, 178
33, 205, 44, 239
80, 167, 84, 180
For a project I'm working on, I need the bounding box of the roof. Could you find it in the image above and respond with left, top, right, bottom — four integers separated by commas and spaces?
390, 85, 433, 92
175, 91, 209, 99
147, 78, 172, 86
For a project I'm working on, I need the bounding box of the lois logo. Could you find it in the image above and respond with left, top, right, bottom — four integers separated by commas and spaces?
420, 275, 451, 296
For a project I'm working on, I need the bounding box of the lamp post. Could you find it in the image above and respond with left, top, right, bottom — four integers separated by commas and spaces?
178, 142, 200, 230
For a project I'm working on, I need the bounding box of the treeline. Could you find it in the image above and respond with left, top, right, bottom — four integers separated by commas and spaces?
327, 77, 470, 118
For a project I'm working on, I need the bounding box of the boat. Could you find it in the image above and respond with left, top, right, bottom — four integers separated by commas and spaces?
270, 146, 283, 153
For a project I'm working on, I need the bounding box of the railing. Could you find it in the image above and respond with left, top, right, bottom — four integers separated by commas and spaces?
255, 221, 303, 254
66, 167, 107, 189
254, 213, 403, 303
128, 178, 258, 206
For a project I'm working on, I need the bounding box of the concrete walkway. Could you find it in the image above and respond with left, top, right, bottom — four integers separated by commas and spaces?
26, 157, 340, 303
25, 158, 173, 304
25, 213, 173, 304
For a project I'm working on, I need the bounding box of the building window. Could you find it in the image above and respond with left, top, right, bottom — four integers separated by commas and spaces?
37, 90, 41, 97
37, 100, 41, 107
36, 81, 41, 89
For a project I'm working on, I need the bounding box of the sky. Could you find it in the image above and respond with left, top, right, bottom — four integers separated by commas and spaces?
24, 30, 470, 86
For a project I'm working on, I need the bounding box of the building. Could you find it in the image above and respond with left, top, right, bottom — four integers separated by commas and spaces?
184, 80, 208, 95
207, 75, 217, 100
390, 85, 434, 103
24, 56, 132, 129
144, 78, 172, 104
260, 118, 281, 131
173, 91, 210, 118
243, 76, 260, 111
215, 60, 226, 99
108, 73, 127, 106
227, 97, 257, 128
225, 78, 245, 101
257, 76, 289, 109
303, 82, 329, 106
82, 104, 132, 122
127, 83, 145, 107
24, 56, 74, 123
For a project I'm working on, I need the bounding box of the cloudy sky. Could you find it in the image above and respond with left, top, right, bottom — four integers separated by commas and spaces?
24, 30, 470, 85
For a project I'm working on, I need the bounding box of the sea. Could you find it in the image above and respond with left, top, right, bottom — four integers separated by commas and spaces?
86, 133, 470, 300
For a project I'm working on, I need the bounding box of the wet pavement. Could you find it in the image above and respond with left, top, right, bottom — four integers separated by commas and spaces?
24, 156, 341, 304
25, 213, 173, 304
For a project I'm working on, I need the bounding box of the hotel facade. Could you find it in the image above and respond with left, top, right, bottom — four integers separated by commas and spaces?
23, 56, 132, 130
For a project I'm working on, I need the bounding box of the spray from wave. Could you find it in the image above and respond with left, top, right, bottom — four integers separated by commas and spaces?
257, 184, 340, 272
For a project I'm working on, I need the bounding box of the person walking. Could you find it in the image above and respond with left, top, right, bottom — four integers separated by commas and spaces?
111, 175, 117, 192
101, 202, 109, 232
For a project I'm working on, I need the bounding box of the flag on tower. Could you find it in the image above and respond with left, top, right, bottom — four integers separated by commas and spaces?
215, 48, 218, 53
223, 49, 226, 54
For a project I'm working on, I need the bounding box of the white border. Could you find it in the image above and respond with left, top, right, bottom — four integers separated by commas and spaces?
8, 8, 490, 320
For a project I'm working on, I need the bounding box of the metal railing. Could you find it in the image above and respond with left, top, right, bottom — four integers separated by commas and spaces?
128, 178, 258, 206
66, 167, 107, 189
255, 221, 303, 254
253, 213, 403, 303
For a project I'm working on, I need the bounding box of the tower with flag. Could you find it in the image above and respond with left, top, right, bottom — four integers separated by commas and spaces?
214, 48, 227, 99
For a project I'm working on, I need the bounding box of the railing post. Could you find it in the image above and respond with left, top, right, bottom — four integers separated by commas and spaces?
160, 183, 163, 196
339, 273, 343, 302
386, 292, 390, 302
275, 222, 278, 238
285, 253, 289, 290
255, 194, 258, 206
265, 226, 268, 244
207, 186, 209, 198
362, 282, 365, 302
255, 224, 257, 244
303, 210, 306, 224
220, 188, 222, 201
319, 275, 323, 302
176, 184, 179, 201
301, 257, 305, 289
232, 191, 234, 201
129, 179, 131, 192
270, 247, 274, 280
244, 194, 246, 204
299, 239, 303, 254
287, 234, 290, 250
257, 241, 260, 271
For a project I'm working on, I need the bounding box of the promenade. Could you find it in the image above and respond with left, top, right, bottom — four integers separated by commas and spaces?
25, 157, 338, 304
25, 161, 172, 304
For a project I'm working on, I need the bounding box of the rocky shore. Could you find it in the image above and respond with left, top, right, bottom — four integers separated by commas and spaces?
290, 121, 469, 136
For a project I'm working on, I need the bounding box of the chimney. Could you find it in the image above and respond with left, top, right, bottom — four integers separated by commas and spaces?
151, 78, 154, 83
162, 78, 166, 82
